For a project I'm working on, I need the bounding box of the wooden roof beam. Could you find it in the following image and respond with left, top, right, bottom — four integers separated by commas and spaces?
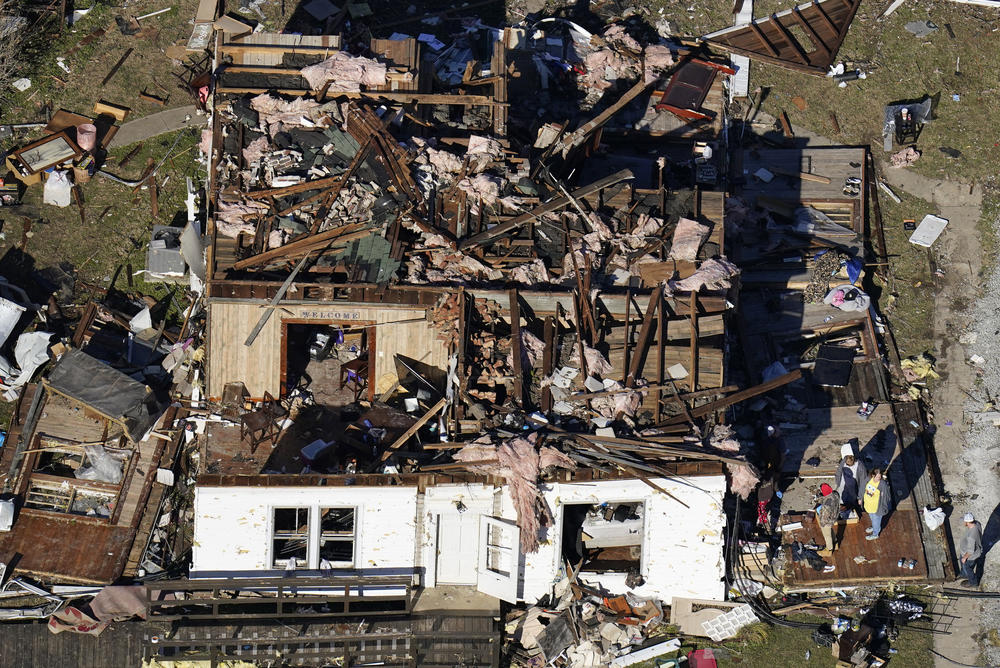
792, 6, 831, 59
749, 22, 780, 58
770, 15, 810, 65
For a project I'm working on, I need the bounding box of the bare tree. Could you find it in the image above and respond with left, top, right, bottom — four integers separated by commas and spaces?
0, 4, 32, 101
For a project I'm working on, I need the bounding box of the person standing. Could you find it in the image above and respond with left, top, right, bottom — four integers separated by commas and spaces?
816, 484, 842, 555
863, 468, 890, 540
835, 442, 867, 517
958, 513, 983, 588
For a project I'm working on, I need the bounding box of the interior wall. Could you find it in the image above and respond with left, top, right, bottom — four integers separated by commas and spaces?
206, 301, 447, 398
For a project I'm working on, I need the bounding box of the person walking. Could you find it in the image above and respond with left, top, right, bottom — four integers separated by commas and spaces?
816, 483, 842, 555
863, 468, 890, 540
835, 442, 867, 518
958, 512, 983, 588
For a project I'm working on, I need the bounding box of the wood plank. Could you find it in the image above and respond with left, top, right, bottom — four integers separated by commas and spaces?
372, 398, 447, 469
626, 291, 659, 388
459, 169, 633, 250
658, 370, 803, 425
509, 289, 523, 407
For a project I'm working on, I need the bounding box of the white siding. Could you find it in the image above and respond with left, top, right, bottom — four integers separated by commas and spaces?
510, 477, 727, 605
192, 486, 418, 581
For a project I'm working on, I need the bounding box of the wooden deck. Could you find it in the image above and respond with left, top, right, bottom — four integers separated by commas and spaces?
0, 620, 161, 668
778, 405, 897, 475
780, 507, 928, 587
737, 147, 867, 203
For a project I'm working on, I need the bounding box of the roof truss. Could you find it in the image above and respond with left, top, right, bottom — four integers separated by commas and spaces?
701, 0, 862, 76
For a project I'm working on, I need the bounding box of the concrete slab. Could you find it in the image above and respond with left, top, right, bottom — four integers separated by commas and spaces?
107, 105, 202, 148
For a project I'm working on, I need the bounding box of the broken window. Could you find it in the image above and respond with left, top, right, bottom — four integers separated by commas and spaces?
562, 502, 644, 573
272, 507, 310, 567
319, 507, 356, 565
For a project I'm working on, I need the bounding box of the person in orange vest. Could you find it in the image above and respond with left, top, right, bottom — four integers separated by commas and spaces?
863, 468, 890, 540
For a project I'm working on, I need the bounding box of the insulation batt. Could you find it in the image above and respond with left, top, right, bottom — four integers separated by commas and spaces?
242, 136, 269, 164
507, 330, 545, 369
454, 433, 575, 553
579, 345, 613, 377
669, 257, 740, 292
250, 94, 322, 133
300, 52, 389, 91
643, 45, 675, 83
511, 259, 551, 285
466, 135, 505, 172
668, 217, 711, 262
216, 201, 269, 238
710, 425, 760, 500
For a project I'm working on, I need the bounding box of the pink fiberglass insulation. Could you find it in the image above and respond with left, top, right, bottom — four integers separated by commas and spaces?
668, 217, 711, 262
453, 434, 575, 553
669, 257, 740, 292
300, 52, 389, 91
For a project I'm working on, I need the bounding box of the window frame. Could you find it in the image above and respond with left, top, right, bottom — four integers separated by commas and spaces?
270, 506, 311, 568
268, 505, 359, 569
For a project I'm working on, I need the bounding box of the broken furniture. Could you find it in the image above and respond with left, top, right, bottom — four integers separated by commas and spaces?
240, 392, 287, 453
882, 97, 933, 151
655, 59, 736, 122
6, 131, 81, 184
340, 356, 369, 402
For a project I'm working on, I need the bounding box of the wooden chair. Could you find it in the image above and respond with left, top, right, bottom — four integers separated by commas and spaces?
240, 391, 288, 454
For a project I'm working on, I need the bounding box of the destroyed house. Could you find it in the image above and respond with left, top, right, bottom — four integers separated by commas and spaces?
151, 24, 751, 665
0, 346, 179, 584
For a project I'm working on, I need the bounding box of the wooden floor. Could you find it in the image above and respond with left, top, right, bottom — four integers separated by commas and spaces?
204, 421, 269, 476
778, 405, 897, 475
781, 507, 928, 587
0, 620, 164, 668
737, 146, 867, 203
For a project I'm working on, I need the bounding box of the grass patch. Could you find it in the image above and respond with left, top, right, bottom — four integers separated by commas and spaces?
873, 189, 938, 358
752, 3, 1000, 185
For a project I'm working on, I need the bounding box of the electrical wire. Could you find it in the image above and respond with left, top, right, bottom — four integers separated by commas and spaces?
929, 648, 992, 668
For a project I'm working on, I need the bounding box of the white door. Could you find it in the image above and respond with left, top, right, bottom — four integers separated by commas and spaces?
476, 516, 520, 603
436, 512, 479, 585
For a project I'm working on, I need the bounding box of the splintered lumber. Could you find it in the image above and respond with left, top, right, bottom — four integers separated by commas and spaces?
307, 137, 374, 233
460, 169, 633, 250
101, 48, 134, 87
567, 383, 737, 402
768, 166, 831, 184
373, 397, 448, 468
245, 175, 341, 199
626, 291, 660, 387
231, 222, 367, 270
658, 369, 803, 425
558, 78, 656, 152
243, 253, 312, 347
509, 288, 524, 407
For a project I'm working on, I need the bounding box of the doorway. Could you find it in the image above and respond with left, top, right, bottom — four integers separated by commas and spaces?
280, 319, 375, 404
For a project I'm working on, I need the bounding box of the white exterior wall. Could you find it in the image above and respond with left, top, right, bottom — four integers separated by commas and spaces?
509, 477, 727, 605
192, 476, 726, 605
192, 486, 418, 580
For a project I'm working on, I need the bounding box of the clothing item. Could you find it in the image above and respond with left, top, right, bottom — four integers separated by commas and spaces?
820, 522, 836, 552
821, 483, 833, 496
961, 556, 980, 588
963, 512, 975, 523
863, 477, 890, 515
835, 457, 868, 508
817, 490, 841, 526
864, 479, 881, 513
841, 443, 854, 458
961, 521, 983, 560
869, 512, 884, 538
